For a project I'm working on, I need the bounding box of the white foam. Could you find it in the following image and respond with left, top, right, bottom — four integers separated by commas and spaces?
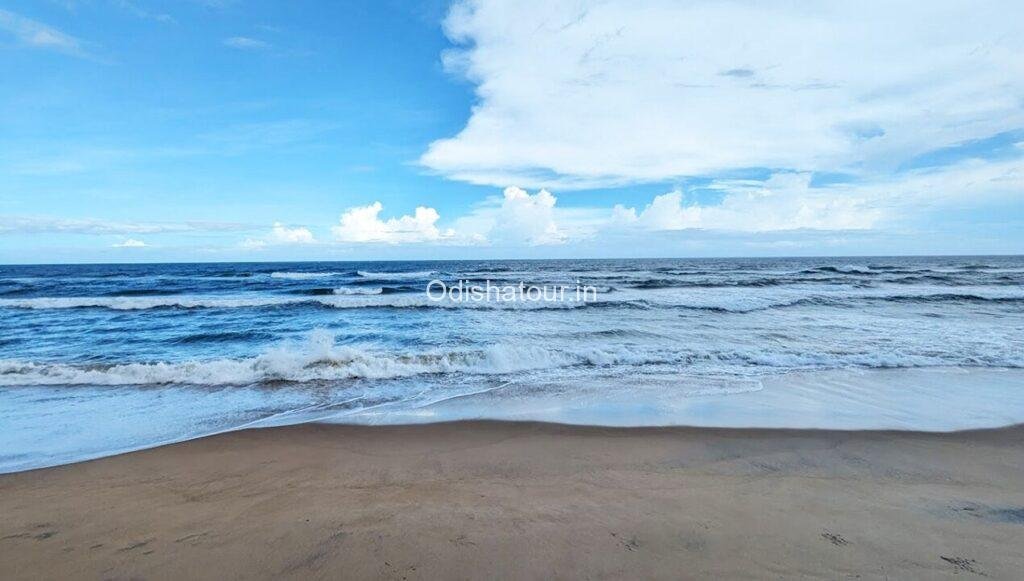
356, 270, 436, 281
269, 271, 346, 280
634, 284, 1024, 312
0, 293, 599, 310
0, 331, 660, 387
0, 295, 301, 310
3, 285, 1020, 312
837, 264, 873, 274
332, 287, 383, 295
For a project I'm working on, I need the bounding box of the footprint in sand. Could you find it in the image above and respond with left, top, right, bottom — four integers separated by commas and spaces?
821, 531, 848, 546
940, 556, 985, 576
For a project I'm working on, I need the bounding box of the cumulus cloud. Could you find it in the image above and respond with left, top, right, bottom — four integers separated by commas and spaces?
269, 222, 314, 244
422, 0, 1024, 189
112, 238, 147, 248
614, 174, 881, 232
614, 158, 1024, 233
496, 187, 565, 244
332, 202, 454, 244
453, 187, 571, 245
0, 8, 89, 58
241, 222, 316, 249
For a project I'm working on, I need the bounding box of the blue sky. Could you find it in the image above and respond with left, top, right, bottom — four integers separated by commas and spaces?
1, 0, 1022, 263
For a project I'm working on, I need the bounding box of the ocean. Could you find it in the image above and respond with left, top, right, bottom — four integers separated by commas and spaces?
1, 256, 1023, 472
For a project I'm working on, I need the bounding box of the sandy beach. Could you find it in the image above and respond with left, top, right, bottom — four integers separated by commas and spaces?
1, 421, 1022, 580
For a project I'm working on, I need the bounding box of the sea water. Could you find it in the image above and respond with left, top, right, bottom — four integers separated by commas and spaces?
1, 256, 1022, 472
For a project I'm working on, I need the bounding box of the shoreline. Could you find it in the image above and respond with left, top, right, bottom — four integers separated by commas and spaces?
2, 421, 1023, 579
8, 366, 1024, 475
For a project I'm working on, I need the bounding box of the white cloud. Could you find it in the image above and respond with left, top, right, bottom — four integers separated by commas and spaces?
422, 0, 1024, 189
442, 157, 1023, 245
0, 8, 89, 57
112, 238, 147, 248
614, 158, 1024, 233
495, 187, 564, 244
453, 186, 571, 245
241, 222, 316, 249
269, 222, 314, 244
223, 36, 270, 50
239, 238, 267, 250
332, 202, 454, 244
615, 174, 881, 232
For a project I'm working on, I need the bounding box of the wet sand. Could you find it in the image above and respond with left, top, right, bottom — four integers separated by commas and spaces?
1, 421, 1023, 580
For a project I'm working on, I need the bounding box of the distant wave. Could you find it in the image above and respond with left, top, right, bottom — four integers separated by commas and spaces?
102, 288, 183, 297
796, 265, 929, 276
875, 293, 1024, 305
662, 292, 1024, 313
0, 293, 613, 311
0, 331, 663, 386
286, 287, 385, 296
0, 296, 302, 310
269, 271, 348, 280
332, 287, 384, 295
627, 273, 1019, 289
170, 330, 276, 345
628, 277, 797, 289
816, 265, 874, 274
356, 270, 436, 281
2, 288, 1021, 312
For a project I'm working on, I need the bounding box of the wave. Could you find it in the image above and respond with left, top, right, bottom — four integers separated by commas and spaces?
287, 287, 384, 296
662, 293, 1024, 314
269, 271, 348, 280
800, 265, 876, 275
170, 330, 276, 345
356, 270, 436, 281
874, 293, 1024, 305
628, 277, 800, 289
630, 273, 1020, 289
0, 293, 617, 311
3, 333, 1020, 388
0, 331, 662, 386
103, 288, 183, 297
0, 296, 302, 310
332, 287, 383, 295
2, 286, 1022, 313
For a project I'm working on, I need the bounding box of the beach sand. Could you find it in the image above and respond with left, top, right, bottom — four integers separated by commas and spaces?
1, 421, 1022, 580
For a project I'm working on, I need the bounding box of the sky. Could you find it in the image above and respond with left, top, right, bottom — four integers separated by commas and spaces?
0, 0, 1022, 263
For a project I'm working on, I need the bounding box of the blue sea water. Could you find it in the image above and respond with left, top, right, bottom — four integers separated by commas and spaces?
1, 256, 1023, 472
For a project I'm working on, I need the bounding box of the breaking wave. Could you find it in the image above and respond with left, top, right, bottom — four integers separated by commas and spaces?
356, 270, 436, 281
269, 271, 348, 280
0, 294, 608, 311
2, 287, 1022, 312
4, 328, 1021, 387
332, 287, 384, 295
0, 331, 662, 386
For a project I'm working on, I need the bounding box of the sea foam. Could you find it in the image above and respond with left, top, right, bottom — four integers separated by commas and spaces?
269, 271, 347, 280
356, 270, 437, 281
0, 331, 661, 386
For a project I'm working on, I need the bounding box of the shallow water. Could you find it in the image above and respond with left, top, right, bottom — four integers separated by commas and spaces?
1, 257, 1022, 472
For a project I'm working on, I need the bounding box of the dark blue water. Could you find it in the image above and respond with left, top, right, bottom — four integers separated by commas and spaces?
2, 257, 1023, 472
